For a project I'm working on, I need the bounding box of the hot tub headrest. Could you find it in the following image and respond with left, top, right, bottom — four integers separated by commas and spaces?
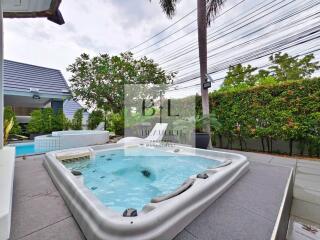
151, 178, 195, 203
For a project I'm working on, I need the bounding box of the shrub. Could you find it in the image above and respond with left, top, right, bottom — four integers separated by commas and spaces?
71, 109, 83, 130
4, 106, 21, 135
88, 110, 104, 130
27, 110, 43, 134
107, 112, 124, 135
209, 78, 320, 156
27, 108, 68, 134
52, 109, 69, 131
42, 108, 54, 133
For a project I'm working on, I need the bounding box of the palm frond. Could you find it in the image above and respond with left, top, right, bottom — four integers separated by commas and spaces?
206, 0, 225, 25
158, 0, 179, 18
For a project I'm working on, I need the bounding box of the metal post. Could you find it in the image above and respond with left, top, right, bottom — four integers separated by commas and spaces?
0, 0, 4, 148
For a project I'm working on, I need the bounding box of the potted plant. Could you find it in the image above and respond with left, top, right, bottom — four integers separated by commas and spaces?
194, 113, 221, 149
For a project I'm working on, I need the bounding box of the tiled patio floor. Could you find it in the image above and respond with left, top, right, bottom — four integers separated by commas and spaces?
10, 149, 319, 240
222, 149, 320, 225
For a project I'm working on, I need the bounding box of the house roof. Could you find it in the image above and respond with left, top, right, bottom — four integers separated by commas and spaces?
63, 99, 89, 123
3, 0, 65, 25
4, 59, 71, 98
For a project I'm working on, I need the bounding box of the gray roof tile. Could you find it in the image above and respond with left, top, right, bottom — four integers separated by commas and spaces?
4, 59, 70, 97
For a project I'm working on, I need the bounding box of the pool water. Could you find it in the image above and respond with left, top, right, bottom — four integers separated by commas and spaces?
15, 143, 38, 156
63, 147, 220, 212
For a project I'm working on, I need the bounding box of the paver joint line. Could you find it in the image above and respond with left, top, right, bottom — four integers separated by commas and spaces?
14, 216, 73, 240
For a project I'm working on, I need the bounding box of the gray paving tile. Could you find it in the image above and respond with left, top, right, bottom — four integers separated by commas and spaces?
219, 149, 273, 163
10, 192, 71, 239
15, 157, 44, 176
296, 166, 320, 176
297, 160, 320, 170
240, 162, 292, 192
222, 178, 284, 222
185, 197, 274, 240
13, 170, 58, 204
243, 152, 273, 163
270, 156, 297, 167
18, 217, 85, 240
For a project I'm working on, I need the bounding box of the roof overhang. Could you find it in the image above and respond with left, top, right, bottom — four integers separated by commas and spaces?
2, 0, 64, 25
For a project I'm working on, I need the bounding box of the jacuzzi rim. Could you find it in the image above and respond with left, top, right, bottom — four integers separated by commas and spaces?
45, 143, 248, 220
44, 143, 249, 240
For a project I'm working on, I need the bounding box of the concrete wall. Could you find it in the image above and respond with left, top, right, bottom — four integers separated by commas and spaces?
0, 147, 15, 240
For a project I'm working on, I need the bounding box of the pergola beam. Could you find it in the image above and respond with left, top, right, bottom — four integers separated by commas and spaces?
3, 0, 64, 25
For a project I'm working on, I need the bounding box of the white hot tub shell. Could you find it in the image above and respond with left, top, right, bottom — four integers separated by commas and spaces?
44, 143, 249, 240
35, 130, 109, 152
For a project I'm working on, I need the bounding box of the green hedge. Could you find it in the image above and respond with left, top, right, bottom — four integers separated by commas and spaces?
209, 78, 320, 156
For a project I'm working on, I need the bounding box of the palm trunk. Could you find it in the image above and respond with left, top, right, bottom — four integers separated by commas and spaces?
197, 0, 212, 149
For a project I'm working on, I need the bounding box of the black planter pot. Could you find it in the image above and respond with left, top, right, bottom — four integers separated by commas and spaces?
193, 132, 210, 149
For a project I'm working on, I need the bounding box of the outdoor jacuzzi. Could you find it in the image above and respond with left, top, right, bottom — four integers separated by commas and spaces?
44, 143, 249, 240
34, 130, 109, 152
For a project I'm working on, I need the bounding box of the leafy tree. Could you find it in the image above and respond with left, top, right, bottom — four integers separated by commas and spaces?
71, 109, 83, 130
67, 52, 174, 113
88, 110, 104, 130
4, 106, 21, 134
223, 64, 258, 87
269, 53, 320, 81
221, 53, 319, 92
256, 75, 277, 86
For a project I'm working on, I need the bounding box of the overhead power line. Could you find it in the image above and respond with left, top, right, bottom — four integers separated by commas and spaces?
134, 0, 247, 56
166, 6, 320, 73
158, 0, 301, 66
167, 46, 320, 92
144, 0, 286, 61
127, 8, 197, 52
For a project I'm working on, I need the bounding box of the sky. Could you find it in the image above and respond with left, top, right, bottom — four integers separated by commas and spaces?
3, 0, 195, 78
3, 0, 320, 98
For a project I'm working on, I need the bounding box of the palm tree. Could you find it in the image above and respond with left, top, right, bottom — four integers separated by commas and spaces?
156, 0, 225, 148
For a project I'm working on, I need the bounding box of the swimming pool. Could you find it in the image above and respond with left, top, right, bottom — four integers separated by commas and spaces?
44, 143, 249, 240
14, 130, 109, 156
63, 147, 221, 212
15, 143, 42, 156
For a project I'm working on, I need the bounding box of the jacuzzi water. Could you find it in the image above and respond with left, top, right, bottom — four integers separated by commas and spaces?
63, 147, 220, 212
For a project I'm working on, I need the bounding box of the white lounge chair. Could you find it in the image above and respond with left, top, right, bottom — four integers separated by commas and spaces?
117, 123, 168, 144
